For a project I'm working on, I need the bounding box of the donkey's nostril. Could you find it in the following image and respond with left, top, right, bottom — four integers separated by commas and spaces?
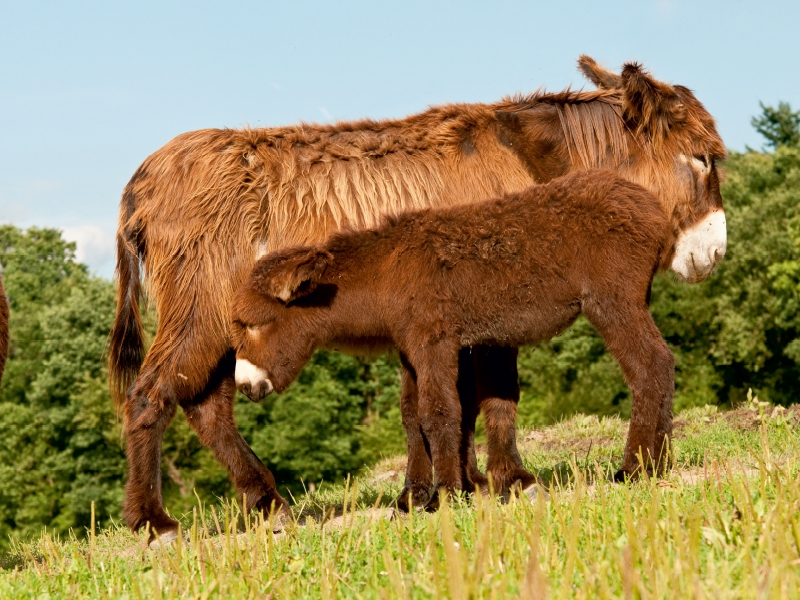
240, 382, 252, 398
255, 380, 274, 401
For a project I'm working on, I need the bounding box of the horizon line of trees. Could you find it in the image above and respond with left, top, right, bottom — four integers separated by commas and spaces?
0, 102, 798, 551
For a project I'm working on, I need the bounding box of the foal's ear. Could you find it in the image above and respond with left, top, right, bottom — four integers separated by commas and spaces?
268, 249, 333, 303
620, 62, 687, 144
577, 55, 622, 90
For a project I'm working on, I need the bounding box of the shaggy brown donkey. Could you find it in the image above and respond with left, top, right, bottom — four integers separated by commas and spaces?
232, 168, 719, 505
0, 274, 8, 382
110, 56, 726, 538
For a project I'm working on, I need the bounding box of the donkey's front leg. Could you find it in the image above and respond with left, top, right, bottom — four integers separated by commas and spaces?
412, 339, 467, 510
181, 353, 290, 529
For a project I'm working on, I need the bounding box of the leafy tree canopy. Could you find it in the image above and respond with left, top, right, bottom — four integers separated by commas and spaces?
751, 101, 800, 149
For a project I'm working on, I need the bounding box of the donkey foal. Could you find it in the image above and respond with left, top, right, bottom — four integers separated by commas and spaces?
232, 170, 677, 506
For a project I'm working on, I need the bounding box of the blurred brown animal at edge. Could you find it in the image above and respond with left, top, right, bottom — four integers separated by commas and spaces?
0, 275, 8, 382
108, 56, 727, 539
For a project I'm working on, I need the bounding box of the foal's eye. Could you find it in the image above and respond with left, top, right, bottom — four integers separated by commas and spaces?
694, 155, 708, 167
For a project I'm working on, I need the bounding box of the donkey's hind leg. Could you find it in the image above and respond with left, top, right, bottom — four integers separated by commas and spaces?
457, 348, 489, 492
475, 346, 538, 493
180, 351, 290, 528
122, 371, 180, 538
122, 319, 253, 539
585, 303, 674, 479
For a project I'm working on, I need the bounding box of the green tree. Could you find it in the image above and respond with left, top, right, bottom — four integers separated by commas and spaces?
0, 226, 407, 549
751, 101, 800, 149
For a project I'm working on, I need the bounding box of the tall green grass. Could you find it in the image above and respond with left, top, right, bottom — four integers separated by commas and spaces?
2, 401, 800, 599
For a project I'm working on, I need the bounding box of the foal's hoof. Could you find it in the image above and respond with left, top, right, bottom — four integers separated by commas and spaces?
613, 467, 653, 483
422, 485, 455, 512
395, 486, 430, 513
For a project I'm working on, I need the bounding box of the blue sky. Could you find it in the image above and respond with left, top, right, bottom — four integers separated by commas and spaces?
1, 1, 798, 277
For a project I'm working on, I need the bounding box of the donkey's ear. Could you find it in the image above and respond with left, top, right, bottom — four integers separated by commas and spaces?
577, 55, 622, 89
621, 62, 687, 143
268, 249, 332, 303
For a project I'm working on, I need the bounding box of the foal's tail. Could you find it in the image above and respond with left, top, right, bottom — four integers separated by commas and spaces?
108, 169, 146, 414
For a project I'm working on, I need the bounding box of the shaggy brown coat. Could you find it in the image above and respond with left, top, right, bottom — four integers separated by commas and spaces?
232, 170, 678, 503
0, 275, 8, 381
109, 56, 726, 536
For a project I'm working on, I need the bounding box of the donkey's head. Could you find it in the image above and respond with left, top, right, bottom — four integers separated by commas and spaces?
496, 56, 727, 283
579, 56, 728, 282
231, 247, 333, 401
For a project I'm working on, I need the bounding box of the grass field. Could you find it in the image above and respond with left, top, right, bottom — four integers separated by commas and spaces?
2, 396, 800, 599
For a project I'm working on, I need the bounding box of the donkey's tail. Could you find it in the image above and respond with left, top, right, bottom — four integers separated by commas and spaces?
108, 169, 146, 414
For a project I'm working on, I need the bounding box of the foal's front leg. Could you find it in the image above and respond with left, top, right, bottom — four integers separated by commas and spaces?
586, 304, 675, 479
411, 339, 467, 510
396, 348, 486, 512
396, 361, 433, 512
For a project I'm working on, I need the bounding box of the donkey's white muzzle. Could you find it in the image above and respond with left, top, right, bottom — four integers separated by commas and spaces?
235, 358, 274, 402
671, 210, 727, 283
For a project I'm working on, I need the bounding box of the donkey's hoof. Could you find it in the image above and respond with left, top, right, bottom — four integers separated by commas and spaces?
502, 480, 548, 503
254, 495, 292, 532
521, 483, 549, 502
270, 506, 291, 533
148, 529, 179, 549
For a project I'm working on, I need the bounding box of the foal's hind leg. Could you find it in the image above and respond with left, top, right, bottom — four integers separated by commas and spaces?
585, 304, 674, 479
475, 346, 538, 493
181, 352, 290, 528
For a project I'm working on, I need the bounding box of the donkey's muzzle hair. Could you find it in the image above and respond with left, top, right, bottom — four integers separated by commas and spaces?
671, 210, 727, 283
235, 358, 274, 402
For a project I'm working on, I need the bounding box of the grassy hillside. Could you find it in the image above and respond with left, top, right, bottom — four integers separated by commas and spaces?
2, 397, 800, 599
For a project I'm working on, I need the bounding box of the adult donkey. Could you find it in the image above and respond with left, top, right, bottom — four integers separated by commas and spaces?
0, 274, 8, 381
110, 56, 726, 539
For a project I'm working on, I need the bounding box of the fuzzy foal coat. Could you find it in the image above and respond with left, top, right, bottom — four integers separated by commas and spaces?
232, 171, 677, 499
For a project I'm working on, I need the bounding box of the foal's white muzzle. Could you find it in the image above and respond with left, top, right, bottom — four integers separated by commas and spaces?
671, 210, 727, 283
235, 358, 274, 402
